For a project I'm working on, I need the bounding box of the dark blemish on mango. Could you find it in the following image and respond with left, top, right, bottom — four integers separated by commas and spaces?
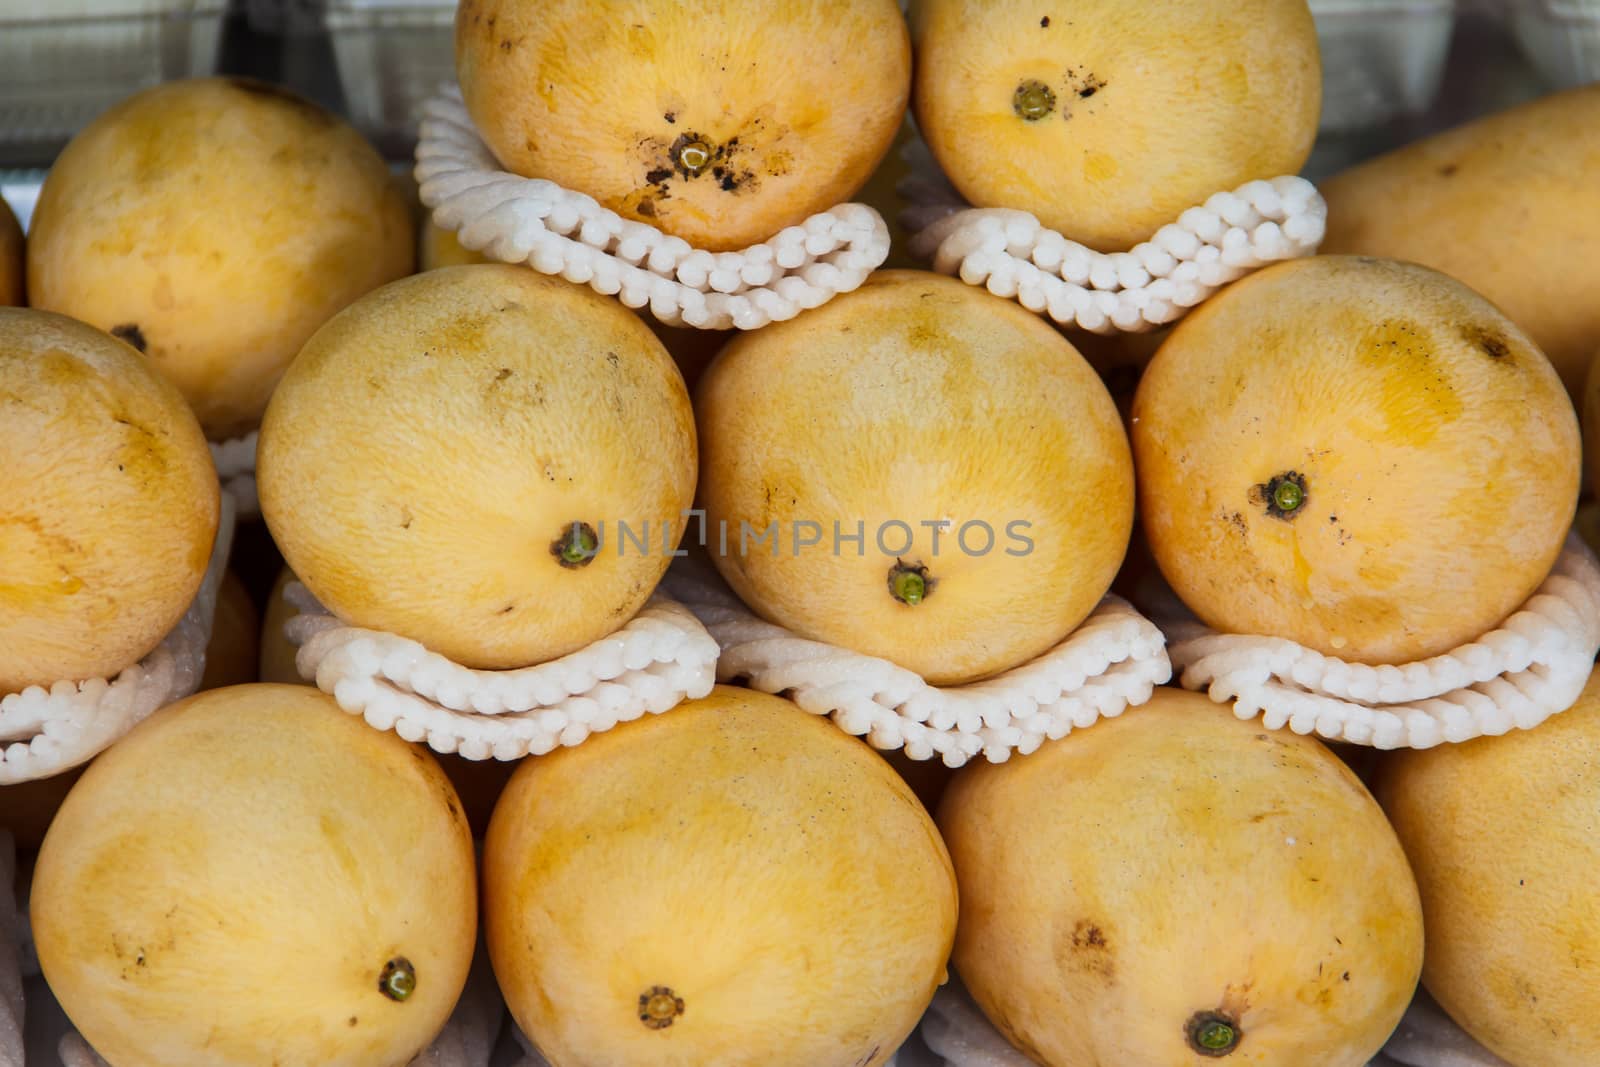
348, 1017, 358, 1027
111, 324, 147, 353
638, 986, 685, 1030
645, 166, 672, 185
636, 199, 658, 218
663, 111, 676, 124
1439, 163, 1459, 177
1068, 69, 1108, 100
498, 603, 515, 615
1461, 324, 1511, 361
1070, 920, 1108, 950
1041, 15, 1051, 27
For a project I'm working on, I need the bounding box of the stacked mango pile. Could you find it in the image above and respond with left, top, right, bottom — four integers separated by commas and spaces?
3, 3, 1600, 1067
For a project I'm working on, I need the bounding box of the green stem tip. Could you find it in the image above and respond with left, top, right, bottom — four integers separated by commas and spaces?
1013, 79, 1058, 121
888, 560, 931, 606
379, 957, 416, 1003
1187, 1011, 1241, 1056
673, 136, 713, 176
1258, 470, 1308, 521
552, 521, 600, 568
638, 985, 685, 1030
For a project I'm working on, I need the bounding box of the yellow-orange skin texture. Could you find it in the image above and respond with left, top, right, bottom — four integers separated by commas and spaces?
1133, 256, 1579, 665
455, 0, 910, 251
0, 309, 219, 694
258, 265, 698, 670
1321, 84, 1600, 401
483, 685, 958, 1067
0, 195, 21, 306
939, 687, 1424, 1067
1376, 667, 1600, 1067
198, 570, 259, 690
31, 684, 478, 1067
909, 0, 1321, 252
695, 270, 1133, 685
26, 77, 415, 439
418, 223, 729, 391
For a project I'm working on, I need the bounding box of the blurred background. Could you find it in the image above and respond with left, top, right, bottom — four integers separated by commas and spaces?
1, 0, 1598, 231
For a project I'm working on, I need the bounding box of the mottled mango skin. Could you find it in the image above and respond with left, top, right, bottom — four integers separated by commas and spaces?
0, 196, 21, 306
696, 270, 1133, 685
418, 222, 728, 390
31, 684, 478, 1067
909, 0, 1321, 252
258, 265, 698, 670
197, 570, 258, 691
1321, 84, 1600, 402
456, 0, 910, 251
1133, 256, 1579, 664
940, 688, 1424, 1067
484, 686, 958, 1067
27, 77, 415, 440
1376, 667, 1600, 1067
0, 309, 219, 694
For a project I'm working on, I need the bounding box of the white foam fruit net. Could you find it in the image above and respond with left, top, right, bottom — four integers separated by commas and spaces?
897, 138, 1326, 334
914, 983, 1512, 1067
209, 430, 258, 519
0, 492, 237, 786
1162, 533, 1600, 749
661, 560, 1171, 768
281, 584, 719, 761
414, 86, 891, 331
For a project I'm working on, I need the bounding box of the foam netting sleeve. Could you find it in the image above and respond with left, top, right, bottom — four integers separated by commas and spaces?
660, 560, 1172, 768
897, 138, 1326, 335
414, 86, 892, 331
209, 430, 258, 519
0, 492, 237, 785
282, 585, 720, 761
1161, 533, 1600, 749
914, 983, 1511, 1067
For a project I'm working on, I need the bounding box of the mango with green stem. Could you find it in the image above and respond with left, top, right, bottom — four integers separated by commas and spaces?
696, 270, 1132, 685
1133, 256, 1579, 664
908, 0, 1321, 251
455, 0, 910, 251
